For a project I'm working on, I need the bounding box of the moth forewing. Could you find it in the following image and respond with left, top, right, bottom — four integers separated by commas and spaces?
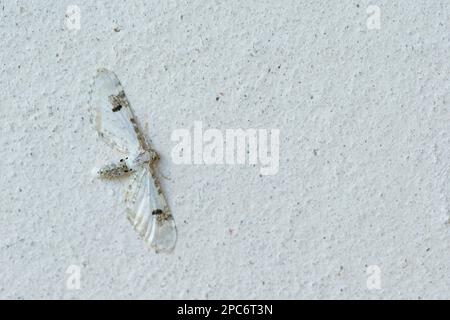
91, 68, 141, 154
124, 167, 147, 223
124, 165, 177, 253
151, 210, 177, 253
146, 166, 177, 252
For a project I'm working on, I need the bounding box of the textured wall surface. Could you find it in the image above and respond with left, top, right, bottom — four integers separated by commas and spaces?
1, 0, 449, 299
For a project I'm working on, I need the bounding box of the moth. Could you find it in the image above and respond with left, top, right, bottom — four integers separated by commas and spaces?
90, 68, 177, 253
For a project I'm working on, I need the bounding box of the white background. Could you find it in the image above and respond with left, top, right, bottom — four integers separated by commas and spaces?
0, 0, 449, 299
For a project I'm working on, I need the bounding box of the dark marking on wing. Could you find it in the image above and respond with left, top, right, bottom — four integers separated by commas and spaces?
112, 105, 122, 112
152, 209, 163, 215
156, 212, 173, 224
108, 91, 149, 149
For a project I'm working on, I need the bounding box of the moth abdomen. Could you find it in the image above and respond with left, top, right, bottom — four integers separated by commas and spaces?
98, 161, 133, 179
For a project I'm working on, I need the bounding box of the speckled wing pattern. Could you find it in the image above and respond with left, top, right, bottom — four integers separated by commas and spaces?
91, 68, 177, 253
124, 166, 177, 252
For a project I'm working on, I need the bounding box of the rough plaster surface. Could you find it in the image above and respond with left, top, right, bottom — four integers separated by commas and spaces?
1, 0, 449, 299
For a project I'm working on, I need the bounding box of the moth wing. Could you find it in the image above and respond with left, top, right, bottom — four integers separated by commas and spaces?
91, 68, 141, 154
124, 166, 177, 253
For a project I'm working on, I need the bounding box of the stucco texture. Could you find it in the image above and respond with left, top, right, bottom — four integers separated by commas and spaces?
0, 0, 449, 299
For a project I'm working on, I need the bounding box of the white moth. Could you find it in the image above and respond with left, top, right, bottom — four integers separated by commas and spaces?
90, 68, 177, 253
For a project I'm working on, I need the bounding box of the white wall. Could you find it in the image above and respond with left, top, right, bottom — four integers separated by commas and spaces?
0, 0, 449, 299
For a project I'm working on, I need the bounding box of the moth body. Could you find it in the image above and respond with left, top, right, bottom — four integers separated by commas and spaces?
97, 149, 155, 179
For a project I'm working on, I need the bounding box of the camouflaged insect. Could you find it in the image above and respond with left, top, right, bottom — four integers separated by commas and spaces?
91, 68, 177, 253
